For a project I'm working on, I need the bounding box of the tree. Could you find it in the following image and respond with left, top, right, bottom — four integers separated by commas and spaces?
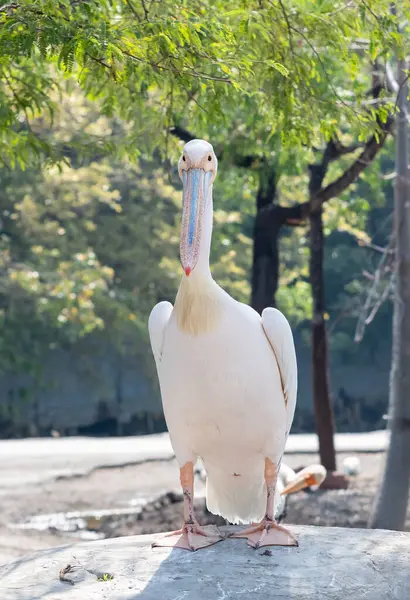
252, 117, 393, 472
0, 0, 408, 442
369, 55, 410, 530
165, 2, 407, 473
173, 98, 394, 477
0, 89, 124, 375
307, 96, 393, 472
0, 75, 259, 382
0, 1, 405, 164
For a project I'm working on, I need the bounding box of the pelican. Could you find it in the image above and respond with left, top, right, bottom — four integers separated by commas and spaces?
149, 139, 321, 551
276, 464, 327, 519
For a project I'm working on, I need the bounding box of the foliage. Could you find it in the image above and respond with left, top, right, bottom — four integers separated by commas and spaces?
0, 1, 407, 404
0, 79, 257, 377
0, 160, 120, 373
0, 0, 408, 170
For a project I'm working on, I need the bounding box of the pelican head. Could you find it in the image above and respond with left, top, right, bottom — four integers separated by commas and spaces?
280, 464, 327, 496
178, 139, 218, 276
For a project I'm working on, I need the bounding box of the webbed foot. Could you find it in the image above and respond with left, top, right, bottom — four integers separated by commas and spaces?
231, 519, 298, 549
152, 522, 224, 551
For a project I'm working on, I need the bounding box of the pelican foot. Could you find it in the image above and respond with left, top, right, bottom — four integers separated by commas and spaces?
231, 519, 298, 549
152, 523, 225, 551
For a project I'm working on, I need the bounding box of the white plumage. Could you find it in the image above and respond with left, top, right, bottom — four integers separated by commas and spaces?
149, 140, 298, 527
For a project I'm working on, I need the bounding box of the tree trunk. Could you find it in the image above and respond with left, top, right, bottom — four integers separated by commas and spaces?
251, 212, 281, 314
369, 58, 410, 530
251, 168, 278, 314
308, 154, 337, 472
310, 206, 337, 471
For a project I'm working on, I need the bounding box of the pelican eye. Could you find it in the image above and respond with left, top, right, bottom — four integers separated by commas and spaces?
208, 155, 212, 161
182, 156, 186, 162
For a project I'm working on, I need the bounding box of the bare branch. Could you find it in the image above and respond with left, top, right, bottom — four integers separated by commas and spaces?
354, 238, 395, 342
382, 171, 397, 180
364, 277, 393, 326
358, 239, 395, 253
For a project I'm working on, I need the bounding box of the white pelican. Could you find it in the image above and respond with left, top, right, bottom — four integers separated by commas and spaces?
149, 139, 322, 551
276, 464, 327, 519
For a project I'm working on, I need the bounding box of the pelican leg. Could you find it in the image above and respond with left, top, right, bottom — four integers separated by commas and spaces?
231, 458, 298, 549
152, 461, 224, 551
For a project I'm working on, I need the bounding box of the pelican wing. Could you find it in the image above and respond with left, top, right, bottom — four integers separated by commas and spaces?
261, 307, 297, 433
148, 301, 173, 368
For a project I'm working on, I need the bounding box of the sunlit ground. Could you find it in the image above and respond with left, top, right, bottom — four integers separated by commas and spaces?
1, 450, 408, 566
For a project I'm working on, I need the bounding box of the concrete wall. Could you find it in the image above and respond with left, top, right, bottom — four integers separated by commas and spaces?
0, 335, 162, 438
0, 329, 391, 438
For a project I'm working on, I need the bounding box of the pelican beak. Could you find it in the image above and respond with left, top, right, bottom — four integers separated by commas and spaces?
180, 168, 212, 276
280, 465, 326, 496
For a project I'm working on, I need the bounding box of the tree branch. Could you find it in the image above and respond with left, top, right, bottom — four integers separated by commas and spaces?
259, 103, 392, 239
140, 0, 150, 20
171, 65, 393, 230
258, 201, 310, 229
125, 0, 141, 20
169, 125, 194, 143
331, 138, 363, 156
311, 116, 393, 211
122, 50, 233, 84
354, 238, 395, 342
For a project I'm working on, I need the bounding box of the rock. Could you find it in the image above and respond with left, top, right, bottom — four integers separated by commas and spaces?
0, 525, 408, 599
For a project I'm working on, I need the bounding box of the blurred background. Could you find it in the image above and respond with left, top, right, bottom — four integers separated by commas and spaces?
0, 0, 409, 566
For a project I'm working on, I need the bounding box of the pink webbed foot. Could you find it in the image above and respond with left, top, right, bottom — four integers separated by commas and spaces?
231, 518, 298, 549
152, 522, 225, 552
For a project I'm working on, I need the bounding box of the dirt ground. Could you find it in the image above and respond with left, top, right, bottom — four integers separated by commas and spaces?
1, 451, 409, 565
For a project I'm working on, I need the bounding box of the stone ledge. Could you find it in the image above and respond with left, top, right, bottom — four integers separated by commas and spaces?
0, 525, 409, 600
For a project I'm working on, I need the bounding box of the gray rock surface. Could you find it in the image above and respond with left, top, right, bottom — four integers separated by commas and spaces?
0, 525, 408, 600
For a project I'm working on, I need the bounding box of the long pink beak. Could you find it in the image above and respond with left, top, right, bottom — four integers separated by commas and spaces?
180, 169, 212, 275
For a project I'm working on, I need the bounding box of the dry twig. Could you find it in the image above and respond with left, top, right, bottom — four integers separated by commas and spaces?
59, 564, 77, 586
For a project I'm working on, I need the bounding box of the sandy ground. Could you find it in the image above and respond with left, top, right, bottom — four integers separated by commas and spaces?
1, 450, 409, 566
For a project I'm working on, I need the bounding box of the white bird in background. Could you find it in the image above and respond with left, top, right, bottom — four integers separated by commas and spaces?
149, 139, 326, 551
276, 463, 327, 519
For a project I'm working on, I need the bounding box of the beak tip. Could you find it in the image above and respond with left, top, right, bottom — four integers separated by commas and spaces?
184, 267, 192, 277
